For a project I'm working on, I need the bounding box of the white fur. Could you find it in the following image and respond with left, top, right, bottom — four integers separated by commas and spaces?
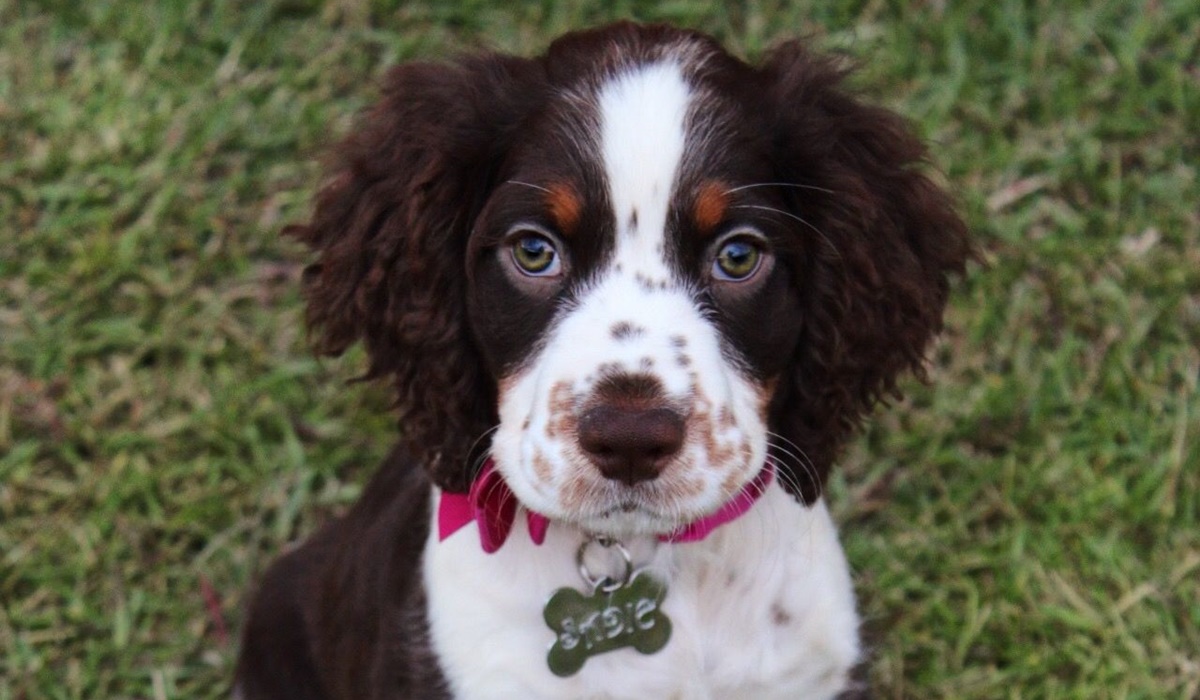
425, 483, 861, 699
600, 59, 689, 260
491, 60, 767, 537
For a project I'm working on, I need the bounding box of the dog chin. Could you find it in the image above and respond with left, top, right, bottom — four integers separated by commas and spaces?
570, 508, 676, 539
559, 494, 723, 540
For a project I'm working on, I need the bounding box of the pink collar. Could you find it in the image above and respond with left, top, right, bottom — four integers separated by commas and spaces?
437, 459, 775, 553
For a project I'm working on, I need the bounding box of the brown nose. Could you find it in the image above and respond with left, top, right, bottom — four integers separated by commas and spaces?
577, 405, 685, 485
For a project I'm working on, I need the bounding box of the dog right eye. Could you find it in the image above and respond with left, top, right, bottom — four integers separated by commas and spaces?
511, 232, 562, 277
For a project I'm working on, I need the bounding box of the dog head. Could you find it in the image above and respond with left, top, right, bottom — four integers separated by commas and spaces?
292, 23, 970, 537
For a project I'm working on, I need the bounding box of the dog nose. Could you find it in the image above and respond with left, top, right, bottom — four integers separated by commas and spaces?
577, 405, 685, 485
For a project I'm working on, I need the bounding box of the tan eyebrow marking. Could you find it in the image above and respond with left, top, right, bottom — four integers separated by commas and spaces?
544, 182, 582, 235
694, 180, 729, 233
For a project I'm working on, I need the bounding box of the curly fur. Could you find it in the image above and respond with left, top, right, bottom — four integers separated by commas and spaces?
289, 56, 544, 492
758, 44, 972, 501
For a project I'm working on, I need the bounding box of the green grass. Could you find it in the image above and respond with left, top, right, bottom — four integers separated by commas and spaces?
1, 0, 1196, 697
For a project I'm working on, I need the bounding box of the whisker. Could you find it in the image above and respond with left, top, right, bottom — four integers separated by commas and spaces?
466, 451, 492, 483
766, 434, 823, 496
723, 181, 836, 196
506, 179, 552, 194
765, 430, 813, 467
467, 424, 502, 452
766, 436, 820, 491
766, 453, 824, 558
766, 451, 808, 497
767, 438, 820, 487
459, 424, 502, 482
479, 469, 517, 510
731, 204, 842, 261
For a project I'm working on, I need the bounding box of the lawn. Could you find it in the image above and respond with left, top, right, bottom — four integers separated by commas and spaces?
1, 0, 1197, 698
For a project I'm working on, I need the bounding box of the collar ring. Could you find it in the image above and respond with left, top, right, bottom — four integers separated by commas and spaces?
576, 536, 633, 593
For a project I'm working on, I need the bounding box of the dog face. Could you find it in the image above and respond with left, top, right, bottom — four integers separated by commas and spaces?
291, 23, 970, 512
468, 55, 808, 535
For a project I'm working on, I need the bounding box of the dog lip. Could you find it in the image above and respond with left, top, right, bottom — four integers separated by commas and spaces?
592, 500, 661, 520
595, 501, 647, 517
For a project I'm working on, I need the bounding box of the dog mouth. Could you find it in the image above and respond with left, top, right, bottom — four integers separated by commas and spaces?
578, 510, 679, 538
582, 494, 665, 519
512, 434, 770, 537
565, 485, 715, 537
596, 499, 651, 517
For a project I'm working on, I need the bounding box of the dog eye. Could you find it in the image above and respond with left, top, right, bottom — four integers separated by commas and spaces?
511, 232, 562, 276
712, 237, 763, 281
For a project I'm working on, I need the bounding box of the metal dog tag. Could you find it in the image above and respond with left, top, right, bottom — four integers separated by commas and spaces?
543, 538, 671, 677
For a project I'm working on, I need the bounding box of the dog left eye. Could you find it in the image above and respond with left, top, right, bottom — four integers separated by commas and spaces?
511, 232, 562, 277
712, 238, 763, 281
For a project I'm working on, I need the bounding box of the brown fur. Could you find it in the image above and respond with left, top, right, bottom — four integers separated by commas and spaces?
545, 182, 583, 234
693, 180, 731, 233
757, 42, 973, 501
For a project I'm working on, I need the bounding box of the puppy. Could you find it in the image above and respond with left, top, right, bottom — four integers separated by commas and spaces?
235, 21, 970, 700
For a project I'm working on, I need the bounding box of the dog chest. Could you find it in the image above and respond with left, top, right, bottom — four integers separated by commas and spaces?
423, 485, 860, 699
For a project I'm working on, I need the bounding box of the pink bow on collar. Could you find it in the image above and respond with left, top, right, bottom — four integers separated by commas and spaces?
437, 459, 775, 553
437, 460, 550, 553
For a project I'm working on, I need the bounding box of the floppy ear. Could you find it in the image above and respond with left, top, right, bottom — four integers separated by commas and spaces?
760, 43, 973, 503
288, 55, 543, 492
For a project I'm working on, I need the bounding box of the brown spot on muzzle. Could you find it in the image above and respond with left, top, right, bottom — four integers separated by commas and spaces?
546, 380, 579, 439
591, 372, 667, 411
532, 452, 553, 482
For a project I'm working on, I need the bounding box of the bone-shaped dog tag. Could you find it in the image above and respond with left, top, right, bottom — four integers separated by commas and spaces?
543, 571, 671, 677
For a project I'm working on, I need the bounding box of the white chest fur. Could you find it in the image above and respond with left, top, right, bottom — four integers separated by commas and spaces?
424, 483, 861, 699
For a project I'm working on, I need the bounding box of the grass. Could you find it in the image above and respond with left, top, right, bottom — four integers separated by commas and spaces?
1, 0, 1196, 697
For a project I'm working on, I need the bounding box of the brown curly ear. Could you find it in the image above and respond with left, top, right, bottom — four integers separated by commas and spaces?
289, 55, 544, 492
760, 43, 974, 503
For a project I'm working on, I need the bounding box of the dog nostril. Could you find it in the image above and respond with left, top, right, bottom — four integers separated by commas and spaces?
577, 405, 685, 486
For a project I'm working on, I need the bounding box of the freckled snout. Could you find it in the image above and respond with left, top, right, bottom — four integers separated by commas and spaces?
577, 405, 685, 485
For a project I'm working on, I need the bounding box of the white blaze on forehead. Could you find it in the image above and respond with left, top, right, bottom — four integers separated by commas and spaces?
489, 56, 769, 534
598, 60, 692, 275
